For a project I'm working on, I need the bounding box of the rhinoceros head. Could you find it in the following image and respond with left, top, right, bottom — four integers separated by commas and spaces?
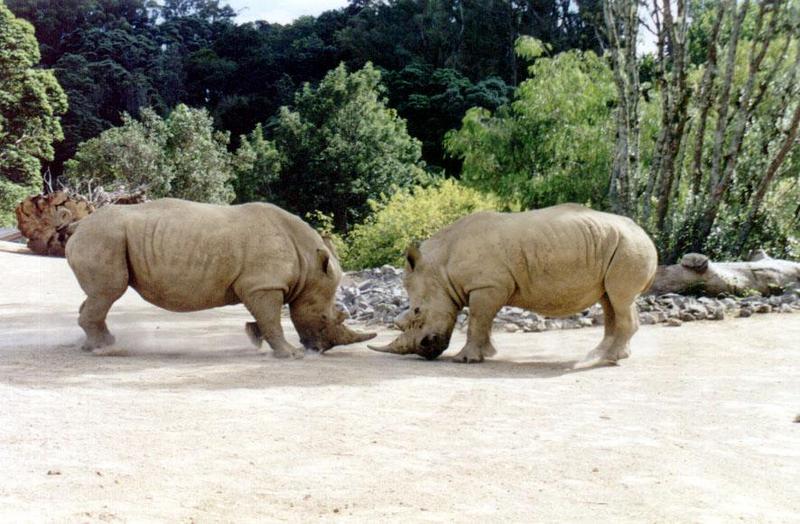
368, 244, 458, 360
290, 247, 376, 352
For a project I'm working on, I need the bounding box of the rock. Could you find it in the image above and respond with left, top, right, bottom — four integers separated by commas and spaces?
685, 303, 708, 320
336, 263, 800, 330
640, 313, 657, 325
666, 318, 683, 327
709, 306, 725, 320
545, 319, 562, 330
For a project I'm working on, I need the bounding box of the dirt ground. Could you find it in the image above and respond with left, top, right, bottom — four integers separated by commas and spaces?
1, 243, 799, 523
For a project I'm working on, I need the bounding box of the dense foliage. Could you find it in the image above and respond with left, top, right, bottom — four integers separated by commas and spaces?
0, 2, 66, 224
446, 38, 619, 209
64, 105, 236, 203
5, 0, 604, 180
268, 63, 424, 231
344, 178, 502, 269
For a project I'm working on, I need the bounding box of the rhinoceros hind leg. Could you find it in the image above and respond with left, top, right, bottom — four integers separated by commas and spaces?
576, 246, 646, 368
68, 226, 128, 354
78, 296, 119, 352
576, 279, 641, 370
241, 290, 303, 359
574, 295, 618, 368
453, 288, 504, 363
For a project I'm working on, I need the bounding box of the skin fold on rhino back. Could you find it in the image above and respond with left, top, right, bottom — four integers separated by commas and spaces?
66, 199, 308, 312
429, 204, 657, 316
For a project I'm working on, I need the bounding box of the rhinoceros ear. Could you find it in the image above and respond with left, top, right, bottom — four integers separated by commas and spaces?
317, 248, 330, 275
406, 243, 422, 272
321, 234, 339, 259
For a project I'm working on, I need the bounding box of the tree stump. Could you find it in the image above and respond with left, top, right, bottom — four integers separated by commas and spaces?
14, 192, 95, 256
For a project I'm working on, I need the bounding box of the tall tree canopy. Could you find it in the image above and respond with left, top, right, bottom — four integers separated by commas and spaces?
446, 38, 621, 209
0, 1, 67, 224
6, 0, 604, 182
270, 63, 424, 231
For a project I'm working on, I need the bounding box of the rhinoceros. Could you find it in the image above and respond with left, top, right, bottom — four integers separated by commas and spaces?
65, 198, 375, 358
368, 204, 657, 367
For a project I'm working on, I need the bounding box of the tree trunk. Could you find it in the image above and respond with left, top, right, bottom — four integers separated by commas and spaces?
735, 99, 800, 252
650, 251, 800, 296
689, 0, 727, 197
688, 1, 784, 254
603, 0, 640, 216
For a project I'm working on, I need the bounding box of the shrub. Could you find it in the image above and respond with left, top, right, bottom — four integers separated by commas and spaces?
343, 179, 502, 269
64, 105, 236, 204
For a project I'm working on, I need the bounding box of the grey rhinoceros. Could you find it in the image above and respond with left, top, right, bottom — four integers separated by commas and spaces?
369, 204, 657, 368
65, 198, 375, 358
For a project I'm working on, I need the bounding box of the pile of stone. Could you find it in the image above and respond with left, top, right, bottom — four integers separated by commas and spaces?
336, 266, 800, 332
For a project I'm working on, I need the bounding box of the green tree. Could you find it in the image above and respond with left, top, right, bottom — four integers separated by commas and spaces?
0, 1, 67, 225
231, 124, 281, 203
383, 62, 511, 174
445, 39, 618, 209
603, 0, 800, 261
271, 62, 424, 231
64, 104, 235, 203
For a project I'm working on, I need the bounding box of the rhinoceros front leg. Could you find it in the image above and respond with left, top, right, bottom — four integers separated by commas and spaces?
241, 289, 304, 359
453, 288, 503, 363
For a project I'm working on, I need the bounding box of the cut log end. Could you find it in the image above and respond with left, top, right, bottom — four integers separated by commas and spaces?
15, 191, 94, 256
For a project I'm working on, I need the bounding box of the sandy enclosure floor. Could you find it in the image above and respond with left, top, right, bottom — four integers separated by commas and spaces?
0, 245, 799, 522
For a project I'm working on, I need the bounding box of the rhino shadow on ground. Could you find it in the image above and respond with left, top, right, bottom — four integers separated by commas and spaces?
0, 318, 601, 391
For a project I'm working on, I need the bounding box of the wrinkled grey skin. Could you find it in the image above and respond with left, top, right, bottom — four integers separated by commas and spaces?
66, 198, 375, 358
370, 204, 658, 367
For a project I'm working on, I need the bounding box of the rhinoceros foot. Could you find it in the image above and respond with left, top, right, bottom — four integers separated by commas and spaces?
452, 341, 496, 364
271, 342, 305, 359
81, 331, 116, 352
572, 345, 626, 369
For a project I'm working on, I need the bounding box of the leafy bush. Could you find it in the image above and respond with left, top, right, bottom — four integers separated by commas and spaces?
64, 105, 236, 204
0, 180, 34, 226
343, 179, 502, 269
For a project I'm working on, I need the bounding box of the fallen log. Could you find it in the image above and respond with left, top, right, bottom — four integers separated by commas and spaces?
14, 191, 94, 256
14, 186, 148, 257
0, 228, 23, 242
650, 251, 800, 296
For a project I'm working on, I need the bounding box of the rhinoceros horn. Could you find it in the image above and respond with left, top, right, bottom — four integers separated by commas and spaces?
367, 333, 414, 354
330, 324, 376, 348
